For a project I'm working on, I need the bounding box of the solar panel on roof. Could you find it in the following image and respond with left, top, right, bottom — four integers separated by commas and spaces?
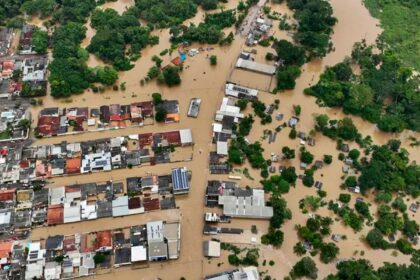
171, 168, 189, 191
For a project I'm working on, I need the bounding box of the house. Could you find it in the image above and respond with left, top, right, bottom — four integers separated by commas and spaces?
0, 241, 13, 264
0, 188, 16, 202
203, 240, 221, 257
81, 200, 97, 220
95, 231, 112, 252
37, 116, 60, 136
66, 157, 81, 175
171, 167, 190, 194
157, 100, 180, 123
64, 201, 81, 223
0, 28, 12, 56
25, 262, 44, 280
19, 25, 37, 54
225, 83, 258, 100
81, 151, 112, 173
235, 58, 276, 75
131, 245, 147, 262
47, 205, 64, 225
218, 188, 273, 219
147, 221, 168, 261
22, 57, 48, 82
215, 97, 244, 122
112, 196, 129, 217
205, 266, 260, 280
100, 105, 110, 123
45, 235, 64, 251
44, 261, 62, 280
110, 104, 122, 121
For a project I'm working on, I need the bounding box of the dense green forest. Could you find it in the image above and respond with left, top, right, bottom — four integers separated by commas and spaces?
286, 0, 337, 58
364, 0, 420, 70
170, 9, 236, 44
306, 41, 420, 132
325, 259, 420, 280
87, 8, 158, 70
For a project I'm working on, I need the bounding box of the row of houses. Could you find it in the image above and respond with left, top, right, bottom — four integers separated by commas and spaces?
36, 102, 154, 137
0, 220, 180, 280
0, 129, 193, 185
0, 167, 189, 239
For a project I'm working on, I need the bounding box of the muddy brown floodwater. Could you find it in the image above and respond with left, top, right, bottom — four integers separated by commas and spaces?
28, 0, 419, 279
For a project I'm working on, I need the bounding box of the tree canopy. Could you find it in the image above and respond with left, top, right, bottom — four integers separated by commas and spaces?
305, 41, 420, 132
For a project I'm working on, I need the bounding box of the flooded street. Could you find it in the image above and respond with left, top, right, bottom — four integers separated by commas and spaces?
28, 0, 419, 279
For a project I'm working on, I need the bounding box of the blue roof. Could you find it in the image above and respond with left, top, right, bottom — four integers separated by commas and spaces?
171, 168, 189, 192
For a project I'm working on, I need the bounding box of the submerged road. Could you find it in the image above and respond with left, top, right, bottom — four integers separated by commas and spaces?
239, 0, 268, 37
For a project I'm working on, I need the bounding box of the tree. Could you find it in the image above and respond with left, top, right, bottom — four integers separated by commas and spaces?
281, 167, 297, 184
152, 92, 163, 105
300, 149, 314, 164
238, 115, 254, 136
293, 104, 301, 116
332, 259, 378, 280
93, 253, 106, 264
355, 201, 371, 219
290, 257, 318, 279
282, 146, 295, 159
338, 193, 351, 203
163, 66, 181, 86
392, 197, 407, 212
236, 99, 248, 111
314, 114, 329, 130
337, 118, 359, 141
289, 128, 297, 139
293, 243, 307, 256
303, 175, 314, 187
320, 242, 339, 263
275, 39, 305, 66
375, 192, 392, 204
323, 154, 333, 164
95, 66, 118, 85
366, 228, 388, 249
32, 29, 49, 54
277, 65, 301, 90
147, 66, 161, 79
396, 238, 413, 254
261, 229, 284, 247
210, 55, 217, 65
155, 107, 167, 122
348, 149, 360, 160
